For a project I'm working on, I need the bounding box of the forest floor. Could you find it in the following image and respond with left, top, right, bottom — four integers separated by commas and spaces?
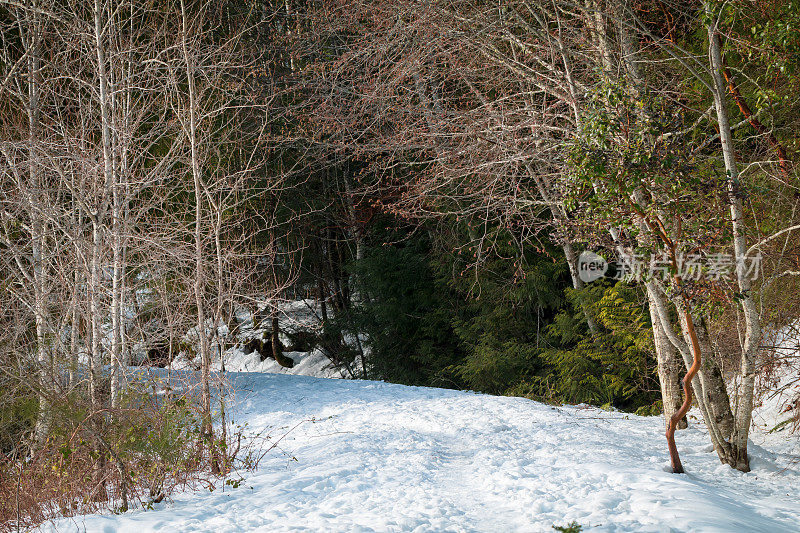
42, 371, 800, 532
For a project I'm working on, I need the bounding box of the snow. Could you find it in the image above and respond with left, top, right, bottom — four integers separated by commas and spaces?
42, 372, 800, 533
753, 322, 800, 438
211, 346, 345, 378
167, 299, 347, 379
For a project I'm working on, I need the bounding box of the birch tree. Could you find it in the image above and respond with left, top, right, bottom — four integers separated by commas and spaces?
0, 0, 58, 449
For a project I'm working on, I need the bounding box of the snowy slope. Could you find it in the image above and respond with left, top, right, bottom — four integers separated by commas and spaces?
43, 373, 800, 533
753, 322, 800, 437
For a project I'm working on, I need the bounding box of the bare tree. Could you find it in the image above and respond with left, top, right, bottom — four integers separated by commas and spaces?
302, 0, 800, 474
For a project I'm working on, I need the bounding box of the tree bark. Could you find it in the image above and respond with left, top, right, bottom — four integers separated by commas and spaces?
270, 314, 294, 368
180, 0, 216, 472
665, 294, 703, 474
23, 3, 51, 448
693, 318, 735, 440
91, 0, 113, 499
707, 15, 761, 472
646, 287, 686, 429
647, 279, 731, 455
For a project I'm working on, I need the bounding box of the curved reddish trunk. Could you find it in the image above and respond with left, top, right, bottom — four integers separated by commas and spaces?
666, 299, 703, 473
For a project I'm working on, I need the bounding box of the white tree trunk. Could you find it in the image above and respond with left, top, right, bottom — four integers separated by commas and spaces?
180, 0, 214, 450
645, 288, 685, 428
23, 5, 52, 447
707, 14, 761, 471
110, 168, 123, 407
89, 219, 103, 407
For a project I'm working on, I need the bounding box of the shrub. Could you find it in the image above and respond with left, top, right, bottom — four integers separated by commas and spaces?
0, 372, 253, 531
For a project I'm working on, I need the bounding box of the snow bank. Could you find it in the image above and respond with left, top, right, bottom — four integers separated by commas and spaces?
753, 321, 800, 439
210, 346, 345, 379
169, 299, 345, 379
43, 373, 800, 532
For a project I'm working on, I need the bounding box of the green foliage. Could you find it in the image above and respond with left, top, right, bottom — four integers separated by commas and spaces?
718, 0, 800, 155
346, 232, 464, 386
0, 375, 37, 455
441, 233, 567, 395
2, 372, 242, 526
568, 81, 722, 252
332, 217, 659, 412
118, 392, 204, 497
735, 0, 800, 79
635, 401, 664, 417
553, 521, 583, 533
453, 334, 539, 395
535, 282, 658, 409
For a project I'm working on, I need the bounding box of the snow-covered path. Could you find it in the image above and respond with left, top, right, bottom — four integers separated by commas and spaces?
46, 373, 800, 532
